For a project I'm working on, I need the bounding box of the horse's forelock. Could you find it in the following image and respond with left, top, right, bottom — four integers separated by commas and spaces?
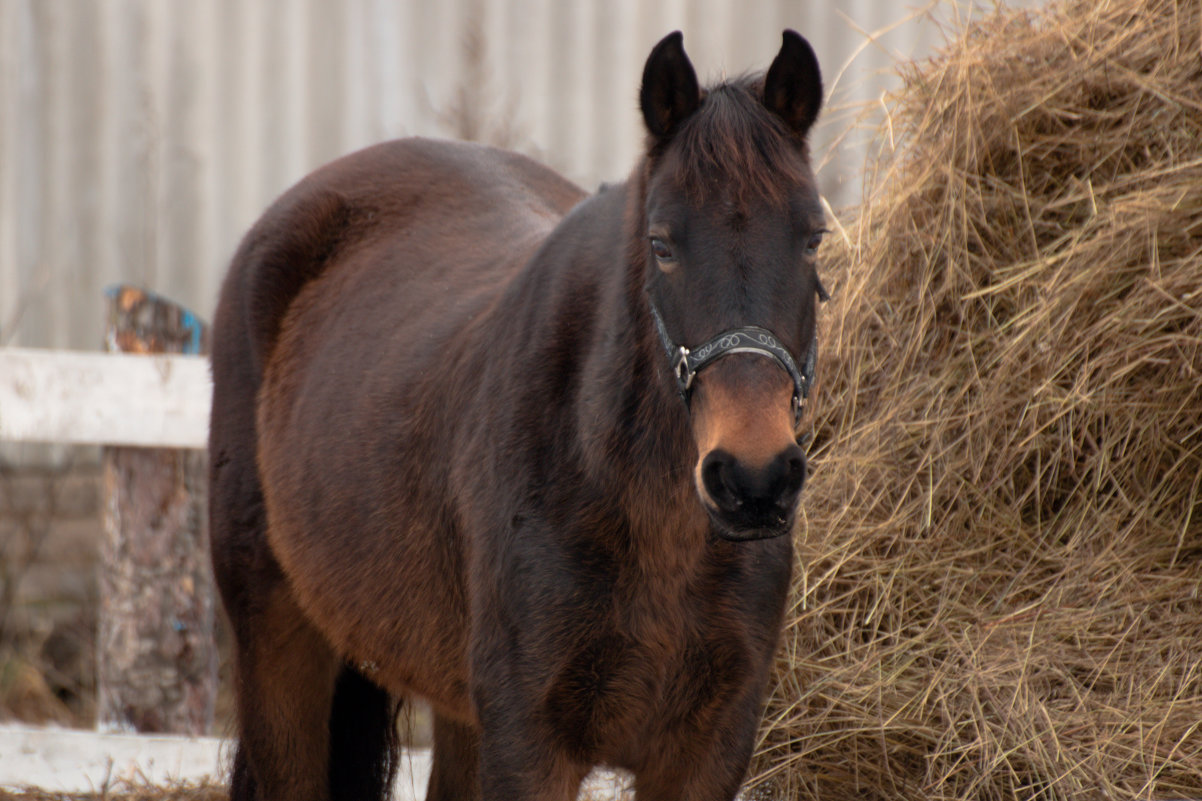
655, 77, 813, 208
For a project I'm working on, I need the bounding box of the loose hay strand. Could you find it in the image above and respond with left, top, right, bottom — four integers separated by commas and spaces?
752, 0, 1202, 798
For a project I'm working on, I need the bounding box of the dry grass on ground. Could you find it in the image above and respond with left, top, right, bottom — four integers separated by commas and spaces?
751, 0, 1202, 798
0, 783, 225, 801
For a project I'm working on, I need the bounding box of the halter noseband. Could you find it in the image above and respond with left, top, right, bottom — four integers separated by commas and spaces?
647, 301, 817, 426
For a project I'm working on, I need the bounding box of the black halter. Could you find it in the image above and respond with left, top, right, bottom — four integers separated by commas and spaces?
647, 300, 817, 426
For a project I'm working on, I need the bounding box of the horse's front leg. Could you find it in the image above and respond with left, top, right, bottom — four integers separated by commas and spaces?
468, 547, 593, 801
631, 669, 771, 801
471, 688, 592, 801
425, 714, 481, 801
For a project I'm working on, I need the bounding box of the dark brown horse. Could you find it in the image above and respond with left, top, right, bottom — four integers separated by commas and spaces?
209, 30, 826, 801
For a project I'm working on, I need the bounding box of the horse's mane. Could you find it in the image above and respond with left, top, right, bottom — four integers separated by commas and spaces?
664, 76, 810, 208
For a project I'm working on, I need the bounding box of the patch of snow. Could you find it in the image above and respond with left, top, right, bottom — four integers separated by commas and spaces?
0, 725, 644, 800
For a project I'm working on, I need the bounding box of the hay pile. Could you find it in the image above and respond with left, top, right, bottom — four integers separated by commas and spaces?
753, 0, 1202, 798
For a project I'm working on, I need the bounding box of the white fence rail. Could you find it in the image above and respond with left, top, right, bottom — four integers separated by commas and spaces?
0, 348, 210, 448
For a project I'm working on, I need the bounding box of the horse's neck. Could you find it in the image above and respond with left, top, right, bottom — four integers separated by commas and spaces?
506, 175, 710, 559
574, 203, 710, 560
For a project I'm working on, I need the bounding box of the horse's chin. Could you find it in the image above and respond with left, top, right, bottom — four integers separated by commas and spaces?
704, 506, 796, 542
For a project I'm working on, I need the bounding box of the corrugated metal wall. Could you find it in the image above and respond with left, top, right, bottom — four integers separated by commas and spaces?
1, 0, 973, 352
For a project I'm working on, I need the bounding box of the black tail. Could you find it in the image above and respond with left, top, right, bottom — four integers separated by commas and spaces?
328, 666, 402, 801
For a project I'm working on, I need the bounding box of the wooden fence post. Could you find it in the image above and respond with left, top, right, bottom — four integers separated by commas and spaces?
97, 285, 217, 735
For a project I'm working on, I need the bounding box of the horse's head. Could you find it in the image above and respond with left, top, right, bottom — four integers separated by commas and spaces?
638, 31, 826, 541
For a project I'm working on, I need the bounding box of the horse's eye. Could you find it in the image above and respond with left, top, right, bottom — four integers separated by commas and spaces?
804, 230, 827, 257
649, 237, 675, 262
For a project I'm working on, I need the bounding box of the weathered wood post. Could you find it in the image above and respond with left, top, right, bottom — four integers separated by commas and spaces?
97, 285, 217, 734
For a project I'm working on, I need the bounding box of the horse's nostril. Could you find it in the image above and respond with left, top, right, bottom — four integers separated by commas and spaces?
701, 450, 741, 513
780, 446, 806, 499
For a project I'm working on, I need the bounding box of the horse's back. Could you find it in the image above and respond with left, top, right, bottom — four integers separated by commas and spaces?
216, 137, 583, 381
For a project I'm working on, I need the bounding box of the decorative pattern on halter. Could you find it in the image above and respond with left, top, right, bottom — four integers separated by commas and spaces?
648, 301, 816, 425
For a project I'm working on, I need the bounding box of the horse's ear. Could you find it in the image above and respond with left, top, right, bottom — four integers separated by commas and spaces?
763, 30, 823, 136
640, 31, 701, 139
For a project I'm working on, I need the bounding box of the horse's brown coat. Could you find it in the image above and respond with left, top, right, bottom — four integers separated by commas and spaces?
210, 30, 825, 801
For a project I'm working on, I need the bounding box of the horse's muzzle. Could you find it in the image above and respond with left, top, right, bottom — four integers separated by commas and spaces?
700, 445, 805, 541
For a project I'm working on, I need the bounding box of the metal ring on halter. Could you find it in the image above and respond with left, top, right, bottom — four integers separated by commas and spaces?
673, 346, 694, 390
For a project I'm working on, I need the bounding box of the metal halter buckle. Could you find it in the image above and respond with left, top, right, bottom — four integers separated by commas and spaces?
673, 346, 694, 391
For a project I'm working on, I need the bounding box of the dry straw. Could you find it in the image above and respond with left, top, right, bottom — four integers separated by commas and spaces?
751, 0, 1202, 798
0, 783, 226, 801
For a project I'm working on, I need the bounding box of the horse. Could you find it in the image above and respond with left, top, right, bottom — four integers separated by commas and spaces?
209, 29, 827, 801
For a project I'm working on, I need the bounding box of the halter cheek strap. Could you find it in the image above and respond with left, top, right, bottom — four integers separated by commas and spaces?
648, 301, 816, 426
